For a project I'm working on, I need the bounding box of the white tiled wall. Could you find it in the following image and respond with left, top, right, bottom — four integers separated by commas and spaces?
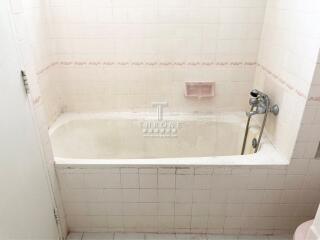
9, 0, 63, 124
253, 0, 320, 160
49, 0, 266, 61
57, 161, 320, 234
51, 65, 255, 114
38, 0, 268, 120
38, 66, 63, 125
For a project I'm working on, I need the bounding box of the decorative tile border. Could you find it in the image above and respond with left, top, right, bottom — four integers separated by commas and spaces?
36, 60, 257, 74
55, 60, 258, 67
36, 60, 320, 102
257, 63, 320, 102
257, 63, 308, 99
36, 62, 59, 75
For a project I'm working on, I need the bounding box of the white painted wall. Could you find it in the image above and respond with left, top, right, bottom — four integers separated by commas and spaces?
0, 0, 59, 239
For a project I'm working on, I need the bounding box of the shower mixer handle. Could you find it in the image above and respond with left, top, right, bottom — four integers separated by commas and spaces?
152, 102, 168, 121
270, 104, 279, 116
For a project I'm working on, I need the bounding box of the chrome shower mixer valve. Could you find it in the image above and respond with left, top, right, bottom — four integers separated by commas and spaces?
241, 89, 279, 155
246, 89, 279, 117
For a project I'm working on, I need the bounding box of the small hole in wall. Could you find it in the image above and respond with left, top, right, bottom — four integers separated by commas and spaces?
315, 142, 320, 159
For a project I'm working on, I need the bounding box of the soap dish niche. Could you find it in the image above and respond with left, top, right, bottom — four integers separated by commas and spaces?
185, 82, 215, 99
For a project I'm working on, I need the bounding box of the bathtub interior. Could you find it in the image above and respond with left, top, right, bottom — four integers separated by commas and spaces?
50, 112, 265, 160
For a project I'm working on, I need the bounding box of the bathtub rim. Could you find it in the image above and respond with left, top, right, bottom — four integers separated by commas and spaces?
50, 112, 289, 169
53, 139, 289, 169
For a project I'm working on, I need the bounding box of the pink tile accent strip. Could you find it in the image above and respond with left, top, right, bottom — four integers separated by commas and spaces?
258, 64, 320, 102
257, 63, 308, 99
36, 60, 320, 102
75, 62, 87, 66
37, 61, 260, 70
36, 62, 58, 75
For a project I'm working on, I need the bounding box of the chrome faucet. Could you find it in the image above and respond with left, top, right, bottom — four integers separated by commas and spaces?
246, 89, 279, 117
241, 89, 279, 155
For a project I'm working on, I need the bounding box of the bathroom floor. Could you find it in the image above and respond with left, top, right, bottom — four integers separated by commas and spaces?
67, 233, 291, 240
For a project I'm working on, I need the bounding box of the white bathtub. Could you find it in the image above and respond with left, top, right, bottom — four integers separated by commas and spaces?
50, 112, 287, 168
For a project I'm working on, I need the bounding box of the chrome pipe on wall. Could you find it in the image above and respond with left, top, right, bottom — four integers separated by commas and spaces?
241, 105, 254, 155
241, 89, 279, 155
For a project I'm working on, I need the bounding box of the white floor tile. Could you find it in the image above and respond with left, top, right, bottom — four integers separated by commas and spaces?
238, 236, 268, 240
67, 232, 83, 240
267, 237, 291, 240
145, 233, 176, 240
207, 234, 237, 239
82, 232, 114, 240
176, 234, 207, 239
114, 233, 145, 240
